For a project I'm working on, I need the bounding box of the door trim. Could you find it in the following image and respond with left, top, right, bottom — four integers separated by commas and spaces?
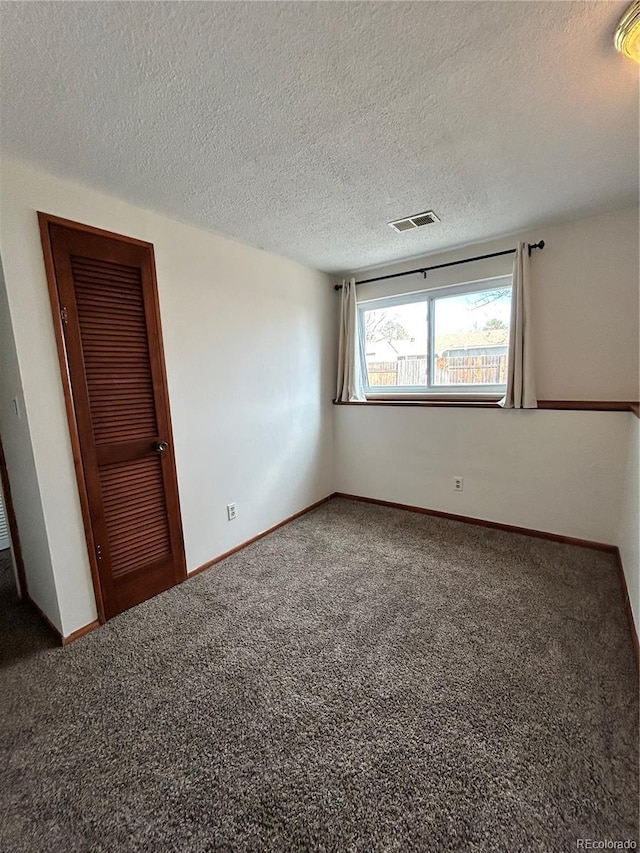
38, 212, 187, 624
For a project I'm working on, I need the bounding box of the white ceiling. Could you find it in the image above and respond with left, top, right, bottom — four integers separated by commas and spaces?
1, 1, 638, 273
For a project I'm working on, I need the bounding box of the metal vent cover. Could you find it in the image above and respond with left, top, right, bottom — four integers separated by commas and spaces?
388, 210, 440, 233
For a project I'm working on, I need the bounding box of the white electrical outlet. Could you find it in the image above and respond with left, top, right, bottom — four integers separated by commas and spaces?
226, 502, 237, 521
454, 477, 464, 492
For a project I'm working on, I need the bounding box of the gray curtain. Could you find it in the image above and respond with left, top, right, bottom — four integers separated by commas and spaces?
500, 242, 537, 409
335, 278, 366, 402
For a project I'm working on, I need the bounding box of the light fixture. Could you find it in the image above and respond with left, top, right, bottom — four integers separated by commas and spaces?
614, 1, 640, 64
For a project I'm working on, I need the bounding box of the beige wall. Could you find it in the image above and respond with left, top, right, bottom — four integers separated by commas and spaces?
334, 406, 631, 545
353, 206, 639, 402
0, 256, 62, 626
618, 416, 639, 633
0, 159, 336, 636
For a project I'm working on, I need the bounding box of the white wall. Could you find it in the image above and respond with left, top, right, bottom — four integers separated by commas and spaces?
0, 257, 62, 627
0, 159, 335, 637
618, 415, 639, 633
335, 406, 630, 545
352, 207, 639, 402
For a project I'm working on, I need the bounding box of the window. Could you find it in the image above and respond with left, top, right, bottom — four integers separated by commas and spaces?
358, 276, 512, 397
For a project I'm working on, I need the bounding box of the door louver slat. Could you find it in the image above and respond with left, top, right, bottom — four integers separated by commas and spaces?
73, 255, 158, 446
100, 456, 171, 579
72, 255, 172, 580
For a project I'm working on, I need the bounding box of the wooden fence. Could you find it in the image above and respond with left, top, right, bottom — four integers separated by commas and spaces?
367, 354, 507, 387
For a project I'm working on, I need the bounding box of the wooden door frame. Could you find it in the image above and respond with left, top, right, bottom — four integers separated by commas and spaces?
0, 433, 28, 598
38, 212, 187, 625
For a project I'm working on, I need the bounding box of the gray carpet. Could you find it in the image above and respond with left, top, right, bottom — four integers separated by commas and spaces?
0, 498, 637, 852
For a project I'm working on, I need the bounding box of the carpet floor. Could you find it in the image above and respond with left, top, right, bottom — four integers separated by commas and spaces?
0, 498, 638, 852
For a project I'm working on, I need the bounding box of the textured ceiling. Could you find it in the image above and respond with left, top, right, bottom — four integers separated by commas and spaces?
0, 1, 638, 273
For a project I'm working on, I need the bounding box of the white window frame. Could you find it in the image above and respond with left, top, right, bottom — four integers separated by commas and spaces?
358, 275, 512, 399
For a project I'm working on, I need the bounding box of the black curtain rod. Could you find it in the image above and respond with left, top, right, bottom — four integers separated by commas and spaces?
333, 240, 545, 291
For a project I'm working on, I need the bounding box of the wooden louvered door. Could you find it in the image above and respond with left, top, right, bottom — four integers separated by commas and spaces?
40, 215, 186, 621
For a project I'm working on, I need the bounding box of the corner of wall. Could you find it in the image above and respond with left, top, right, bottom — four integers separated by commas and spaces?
0, 251, 63, 632
617, 412, 640, 635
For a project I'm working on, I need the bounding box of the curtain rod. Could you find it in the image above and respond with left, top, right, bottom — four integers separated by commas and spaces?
333, 241, 545, 291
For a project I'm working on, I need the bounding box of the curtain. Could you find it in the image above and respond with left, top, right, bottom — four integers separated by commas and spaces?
335, 277, 366, 402
499, 242, 537, 409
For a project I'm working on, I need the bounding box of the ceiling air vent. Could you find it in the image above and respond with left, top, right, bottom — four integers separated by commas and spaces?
388, 210, 440, 233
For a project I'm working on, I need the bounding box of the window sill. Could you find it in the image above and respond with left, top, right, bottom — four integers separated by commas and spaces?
366, 392, 502, 401
332, 398, 640, 414
333, 397, 502, 408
